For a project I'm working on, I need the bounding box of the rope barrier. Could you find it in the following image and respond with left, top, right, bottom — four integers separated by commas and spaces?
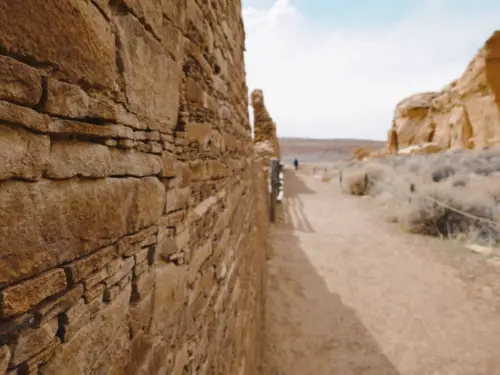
364, 173, 500, 228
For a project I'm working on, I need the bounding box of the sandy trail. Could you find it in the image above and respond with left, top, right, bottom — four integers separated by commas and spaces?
264, 169, 500, 375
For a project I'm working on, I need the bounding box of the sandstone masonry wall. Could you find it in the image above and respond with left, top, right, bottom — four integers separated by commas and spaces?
389, 31, 500, 151
251, 89, 281, 159
0, 1, 268, 374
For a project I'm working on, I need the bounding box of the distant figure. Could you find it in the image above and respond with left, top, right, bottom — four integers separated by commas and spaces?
293, 158, 299, 170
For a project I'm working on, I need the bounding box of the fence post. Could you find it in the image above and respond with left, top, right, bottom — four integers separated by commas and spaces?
270, 158, 279, 222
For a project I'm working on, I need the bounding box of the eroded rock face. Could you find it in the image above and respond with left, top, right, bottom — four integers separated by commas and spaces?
389, 31, 500, 152
0, 1, 269, 374
251, 89, 280, 159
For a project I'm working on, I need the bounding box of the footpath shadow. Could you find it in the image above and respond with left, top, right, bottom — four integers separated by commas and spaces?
280, 169, 315, 233
265, 190, 401, 375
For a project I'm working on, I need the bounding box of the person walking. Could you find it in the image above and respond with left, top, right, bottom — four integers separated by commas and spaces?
293, 158, 299, 170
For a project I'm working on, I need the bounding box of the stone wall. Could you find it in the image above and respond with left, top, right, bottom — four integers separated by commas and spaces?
251, 89, 281, 159
0, 1, 268, 374
389, 31, 500, 151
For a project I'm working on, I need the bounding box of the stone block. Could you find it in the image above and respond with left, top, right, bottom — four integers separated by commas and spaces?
165, 187, 191, 213
116, 14, 180, 132
1, 269, 67, 319
151, 264, 187, 334
42, 78, 90, 118
0, 56, 42, 106
116, 226, 159, 256
34, 285, 84, 326
0, 124, 50, 181
131, 269, 155, 301
134, 260, 149, 278
45, 140, 110, 179
41, 286, 131, 374
185, 78, 205, 104
188, 242, 213, 285
19, 337, 60, 374
47, 119, 134, 139
109, 149, 162, 177
65, 246, 117, 284
0, 0, 117, 89
104, 257, 135, 287
0, 100, 50, 132
83, 284, 105, 304
0, 177, 164, 286
9, 318, 58, 367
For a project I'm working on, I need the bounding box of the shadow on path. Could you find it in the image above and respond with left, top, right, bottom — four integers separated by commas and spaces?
265, 173, 401, 375
280, 170, 315, 233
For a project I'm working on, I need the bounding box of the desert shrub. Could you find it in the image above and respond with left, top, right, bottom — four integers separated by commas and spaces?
342, 170, 370, 196
399, 182, 500, 244
344, 147, 500, 244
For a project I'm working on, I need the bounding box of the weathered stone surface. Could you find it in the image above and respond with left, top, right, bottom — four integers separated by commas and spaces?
0, 56, 42, 106
251, 89, 280, 159
1, 269, 67, 319
65, 246, 117, 284
34, 285, 84, 326
389, 31, 500, 151
0, 0, 117, 89
10, 318, 58, 367
42, 79, 90, 118
41, 286, 131, 374
109, 149, 162, 177
0, 177, 165, 286
46, 140, 110, 179
46, 140, 162, 179
188, 242, 213, 285
151, 264, 187, 334
0, 345, 10, 374
47, 119, 134, 139
116, 14, 180, 132
0, 125, 50, 181
0, 100, 50, 132
165, 187, 191, 213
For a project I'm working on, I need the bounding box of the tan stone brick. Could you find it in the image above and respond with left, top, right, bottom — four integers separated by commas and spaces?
131, 269, 155, 301
83, 283, 105, 304
134, 260, 149, 278
20, 337, 60, 374
0, 0, 117, 89
9, 318, 58, 367
116, 225, 159, 256
0, 100, 50, 133
116, 14, 180, 132
104, 257, 134, 287
65, 246, 117, 284
34, 285, 84, 326
0, 56, 42, 107
47, 119, 134, 139
43, 78, 89, 118
0, 124, 50, 181
1, 269, 67, 318
165, 187, 191, 213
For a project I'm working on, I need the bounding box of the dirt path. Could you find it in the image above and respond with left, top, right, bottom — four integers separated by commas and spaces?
264, 169, 500, 375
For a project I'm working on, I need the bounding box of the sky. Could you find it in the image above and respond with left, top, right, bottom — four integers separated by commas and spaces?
242, 0, 500, 140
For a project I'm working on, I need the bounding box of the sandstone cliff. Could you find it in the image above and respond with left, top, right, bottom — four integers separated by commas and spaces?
390, 31, 500, 152
251, 89, 281, 159
0, 1, 269, 374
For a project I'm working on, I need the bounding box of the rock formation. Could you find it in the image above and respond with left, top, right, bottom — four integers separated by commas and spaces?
0, 1, 270, 374
389, 31, 500, 151
251, 89, 281, 159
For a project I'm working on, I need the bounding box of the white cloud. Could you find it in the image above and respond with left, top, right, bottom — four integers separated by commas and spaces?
243, 0, 500, 140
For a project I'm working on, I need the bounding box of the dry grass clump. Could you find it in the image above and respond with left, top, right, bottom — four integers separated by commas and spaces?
340, 146, 500, 244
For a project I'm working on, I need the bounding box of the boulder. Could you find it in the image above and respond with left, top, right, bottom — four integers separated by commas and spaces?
388, 31, 500, 152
